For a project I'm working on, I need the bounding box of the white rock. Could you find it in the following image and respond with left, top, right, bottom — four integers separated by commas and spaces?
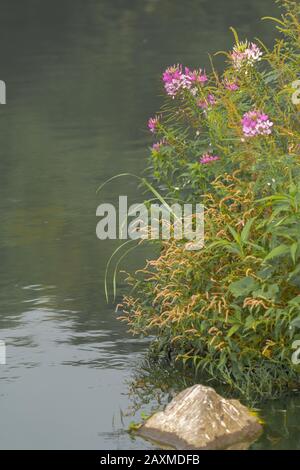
138, 384, 262, 449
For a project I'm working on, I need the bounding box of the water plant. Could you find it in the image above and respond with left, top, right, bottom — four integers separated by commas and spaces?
121, 0, 300, 402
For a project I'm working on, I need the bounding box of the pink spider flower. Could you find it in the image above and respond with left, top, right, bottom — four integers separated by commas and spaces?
162, 65, 207, 97
200, 153, 220, 164
185, 67, 208, 84
198, 94, 216, 109
230, 42, 262, 70
241, 110, 273, 138
148, 116, 160, 133
152, 139, 167, 152
224, 79, 239, 91
162, 64, 184, 96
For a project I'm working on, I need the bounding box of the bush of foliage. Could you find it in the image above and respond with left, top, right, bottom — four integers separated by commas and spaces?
121, 0, 300, 401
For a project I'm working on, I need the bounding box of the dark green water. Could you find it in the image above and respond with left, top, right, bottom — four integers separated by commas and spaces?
0, 0, 299, 449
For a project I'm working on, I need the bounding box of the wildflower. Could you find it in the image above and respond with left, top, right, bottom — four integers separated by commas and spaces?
162, 65, 182, 84
185, 67, 208, 84
152, 139, 167, 152
198, 94, 216, 109
200, 153, 220, 164
224, 79, 239, 91
162, 65, 207, 97
230, 41, 262, 70
162, 65, 184, 97
241, 110, 273, 138
148, 116, 160, 133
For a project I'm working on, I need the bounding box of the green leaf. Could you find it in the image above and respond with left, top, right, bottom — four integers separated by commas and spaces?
241, 217, 256, 244
291, 243, 298, 265
226, 324, 241, 338
227, 225, 241, 244
288, 264, 300, 281
228, 277, 258, 298
245, 315, 255, 329
253, 284, 279, 301
291, 317, 300, 330
264, 244, 290, 262
265, 284, 280, 299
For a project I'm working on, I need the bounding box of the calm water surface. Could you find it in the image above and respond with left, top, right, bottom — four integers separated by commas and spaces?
0, 0, 299, 449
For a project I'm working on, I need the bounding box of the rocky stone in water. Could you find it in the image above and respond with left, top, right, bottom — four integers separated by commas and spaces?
138, 384, 262, 450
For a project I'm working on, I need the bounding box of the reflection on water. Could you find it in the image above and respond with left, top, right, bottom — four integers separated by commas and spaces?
0, 0, 298, 450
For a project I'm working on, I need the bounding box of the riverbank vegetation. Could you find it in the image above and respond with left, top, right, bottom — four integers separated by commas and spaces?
121, 0, 300, 402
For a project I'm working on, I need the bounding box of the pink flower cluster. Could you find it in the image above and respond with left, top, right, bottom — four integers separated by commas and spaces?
200, 153, 220, 164
198, 94, 216, 109
148, 116, 160, 133
224, 79, 239, 91
162, 64, 207, 97
241, 110, 273, 138
230, 42, 262, 70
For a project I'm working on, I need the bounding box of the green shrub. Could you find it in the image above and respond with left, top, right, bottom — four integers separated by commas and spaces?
122, 0, 300, 401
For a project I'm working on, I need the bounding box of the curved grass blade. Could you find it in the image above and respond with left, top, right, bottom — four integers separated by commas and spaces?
104, 239, 136, 303
112, 242, 142, 301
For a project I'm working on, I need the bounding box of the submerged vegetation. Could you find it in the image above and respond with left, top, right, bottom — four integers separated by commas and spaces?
121, 0, 300, 402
